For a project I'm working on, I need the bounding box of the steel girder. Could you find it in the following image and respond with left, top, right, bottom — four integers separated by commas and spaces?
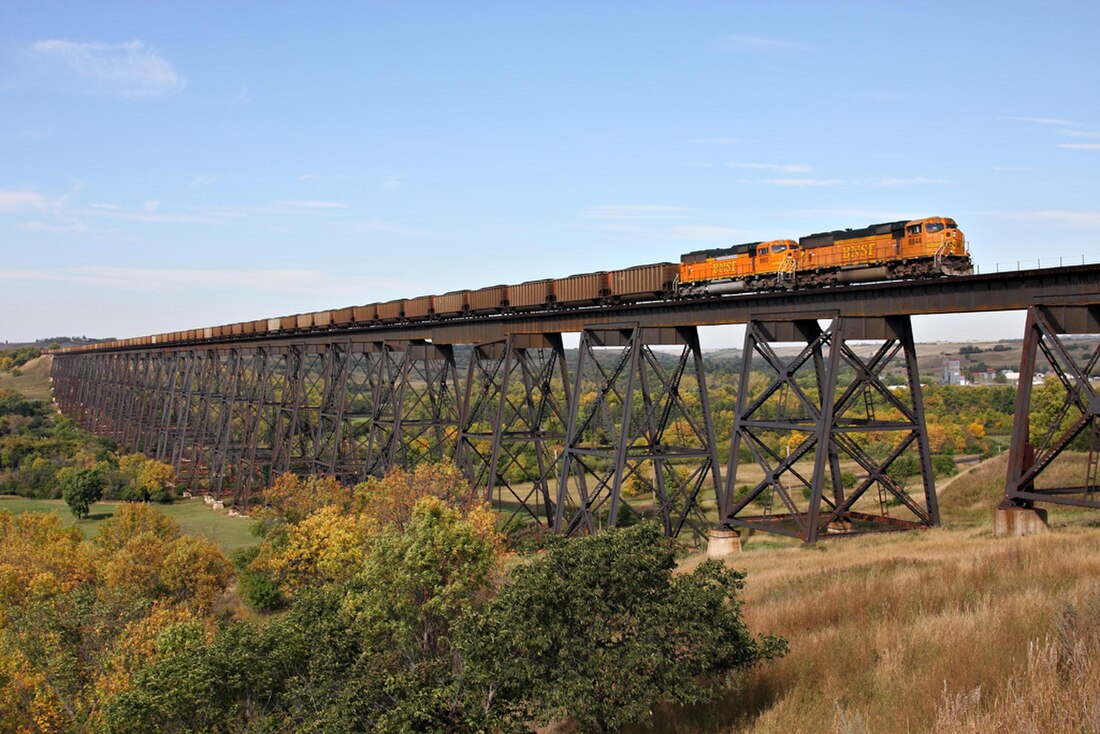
554, 325, 722, 541
457, 334, 571, 528
723, 315, 938, 541
1004, 305, 1100, 509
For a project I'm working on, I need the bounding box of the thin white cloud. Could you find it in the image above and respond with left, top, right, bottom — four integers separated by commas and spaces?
277, 200, 350, 210
726, 161, 812, 173
586, 204, 690, 219
1060, 143, 1100, 150
753, 178, 847, 187
1059, 129, 1100, 138
382, 175, 408, 191
19, 220, 96, 234
339, 220, 427, 237
689, 137, 740, 145
749, 176, 952, 187
720, 34, 811, 51
776, 208, 921, 221
231, 87, 255, 106
1003, 116, 1082, 127
27, 39, 185, 98
983, 210, 1100, 226
873, 176, 954, 186
19, 220, 92, 234
17, 127, 52, 142
83, 206, 219, 224
0, 189, 55, 212
0, 266, 419, 296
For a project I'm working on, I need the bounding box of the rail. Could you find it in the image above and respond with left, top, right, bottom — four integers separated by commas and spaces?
973, 252, 1100, 275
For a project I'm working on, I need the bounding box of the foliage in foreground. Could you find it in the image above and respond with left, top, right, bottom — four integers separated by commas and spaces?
1, 459, 785, 733
104, 503, 782, 733
463, 523, 787, 733
0, 504, 234, 732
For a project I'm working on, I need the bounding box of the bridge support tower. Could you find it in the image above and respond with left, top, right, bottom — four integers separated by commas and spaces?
723, 315, 939, 542
554, 324, 722, 543
457, 334, 570, 529
999, 304, 1100, 534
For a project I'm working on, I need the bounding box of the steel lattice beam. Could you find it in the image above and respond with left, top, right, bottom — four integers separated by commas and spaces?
724, 315, 937, 541
457, 334, 571, 528
554, 325, 722, 542
1005, 305, 1100, 509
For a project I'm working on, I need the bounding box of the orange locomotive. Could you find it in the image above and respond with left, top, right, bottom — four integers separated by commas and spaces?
679, 216, 970, 294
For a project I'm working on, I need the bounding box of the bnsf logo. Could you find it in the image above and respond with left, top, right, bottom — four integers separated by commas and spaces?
842, 243, 874, 261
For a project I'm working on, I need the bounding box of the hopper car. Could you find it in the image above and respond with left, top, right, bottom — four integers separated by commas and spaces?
57, 217, 969, 352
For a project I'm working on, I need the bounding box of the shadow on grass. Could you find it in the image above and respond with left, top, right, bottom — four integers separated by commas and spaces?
627, 670, 785, 733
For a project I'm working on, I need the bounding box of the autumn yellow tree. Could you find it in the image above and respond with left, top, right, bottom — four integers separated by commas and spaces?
258, 472, 352, 524
0, 505, 235, 732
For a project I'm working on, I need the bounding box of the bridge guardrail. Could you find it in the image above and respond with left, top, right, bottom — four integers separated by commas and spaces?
973, 253, 1100, 275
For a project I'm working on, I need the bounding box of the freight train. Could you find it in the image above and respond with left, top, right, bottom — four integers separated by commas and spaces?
57, 216, 969, 351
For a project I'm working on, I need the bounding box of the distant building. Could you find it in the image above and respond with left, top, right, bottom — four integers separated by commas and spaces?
942, 358, 964, 385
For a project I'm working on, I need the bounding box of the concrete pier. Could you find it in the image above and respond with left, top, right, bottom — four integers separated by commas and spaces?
992, 504, 1049, 537
707, 528, 742, 558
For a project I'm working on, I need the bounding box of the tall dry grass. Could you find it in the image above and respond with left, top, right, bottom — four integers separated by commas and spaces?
636, 460, 1100, 733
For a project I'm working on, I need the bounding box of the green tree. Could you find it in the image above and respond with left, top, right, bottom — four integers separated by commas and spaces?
460, 523, 786, 733
58, 466, 105, 519
340, 496, 501, 731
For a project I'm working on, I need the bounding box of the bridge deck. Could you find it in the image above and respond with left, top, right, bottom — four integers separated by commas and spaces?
61, 264, 1100, 352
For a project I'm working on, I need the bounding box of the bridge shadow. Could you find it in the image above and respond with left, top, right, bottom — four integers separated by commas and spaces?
626, 671, 785, 733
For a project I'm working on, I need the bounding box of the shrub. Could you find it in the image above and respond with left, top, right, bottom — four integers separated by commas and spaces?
932, 455, 959, 478
58, 466, 105, 519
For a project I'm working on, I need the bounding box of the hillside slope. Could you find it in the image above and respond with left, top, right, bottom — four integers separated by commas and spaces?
0, 354, 53, 401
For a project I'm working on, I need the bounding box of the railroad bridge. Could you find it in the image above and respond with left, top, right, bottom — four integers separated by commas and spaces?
49, 264, 1100, 543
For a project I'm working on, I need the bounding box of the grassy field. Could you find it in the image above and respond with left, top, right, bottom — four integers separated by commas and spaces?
0, 495, 258, 553
0, 354, 54, 400
632, 452, 1100, 733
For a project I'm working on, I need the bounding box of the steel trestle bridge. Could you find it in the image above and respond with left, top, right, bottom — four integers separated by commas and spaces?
50, 264, 1100, 542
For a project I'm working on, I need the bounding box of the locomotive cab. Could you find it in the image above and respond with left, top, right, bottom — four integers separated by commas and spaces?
752, 239, 800, 274
903, 217, 967, 258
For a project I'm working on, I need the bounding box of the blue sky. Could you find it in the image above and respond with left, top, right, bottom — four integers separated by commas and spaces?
1, 1, 1098, 344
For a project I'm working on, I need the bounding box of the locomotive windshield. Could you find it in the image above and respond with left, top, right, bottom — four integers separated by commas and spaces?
925, 222, 946, 233
771, 244, 787, 253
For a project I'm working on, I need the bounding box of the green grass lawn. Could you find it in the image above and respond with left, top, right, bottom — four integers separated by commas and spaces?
0, 496, 258, 553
